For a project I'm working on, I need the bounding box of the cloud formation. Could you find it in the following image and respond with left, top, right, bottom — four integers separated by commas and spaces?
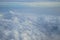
0, 11, 60, 40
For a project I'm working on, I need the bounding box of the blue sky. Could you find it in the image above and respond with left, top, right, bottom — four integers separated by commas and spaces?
0, 0, 60, 2
0, 2, 60, 20
0, 2, 60, 16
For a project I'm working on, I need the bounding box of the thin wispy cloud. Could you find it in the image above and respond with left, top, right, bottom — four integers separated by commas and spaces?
0, 2, 60, 7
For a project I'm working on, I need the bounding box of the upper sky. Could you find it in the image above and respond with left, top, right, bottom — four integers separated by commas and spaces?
0, 0, 60, 2
0, 2, 60, 16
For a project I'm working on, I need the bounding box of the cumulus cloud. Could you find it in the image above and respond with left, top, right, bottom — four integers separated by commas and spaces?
0, 10, 60, 40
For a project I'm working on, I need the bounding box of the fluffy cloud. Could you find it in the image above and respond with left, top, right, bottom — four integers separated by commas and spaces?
0, 12, 60, 40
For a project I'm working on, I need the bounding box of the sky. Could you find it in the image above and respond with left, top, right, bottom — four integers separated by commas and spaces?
0, 2, 60, 16
0, 0, 60, 2
0, 0, 60, 40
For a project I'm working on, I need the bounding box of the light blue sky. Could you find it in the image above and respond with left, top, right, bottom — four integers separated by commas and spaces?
0, 2, 60, 16
0, 0, 60, 2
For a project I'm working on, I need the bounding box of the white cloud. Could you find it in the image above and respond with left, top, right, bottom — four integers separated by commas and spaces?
9, 11, 15, 14
3, 30, 12, 36
0, 2, 60, 7
22, 2, 60, 7
21, 32, 32, 40
13, 30, 19, 40
0, 14, 3, 18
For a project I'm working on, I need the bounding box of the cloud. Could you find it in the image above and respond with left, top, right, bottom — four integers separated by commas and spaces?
0, 12, 60, 40
9, 11, 15, 14
22, 2, 60, 7
0, 14, 3, 18
0, 14, 3, 17
0, 2, 60, 7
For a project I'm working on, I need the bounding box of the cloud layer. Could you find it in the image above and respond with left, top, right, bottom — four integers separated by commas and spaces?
0, 2, 60, 7
0, 12, 60, 40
